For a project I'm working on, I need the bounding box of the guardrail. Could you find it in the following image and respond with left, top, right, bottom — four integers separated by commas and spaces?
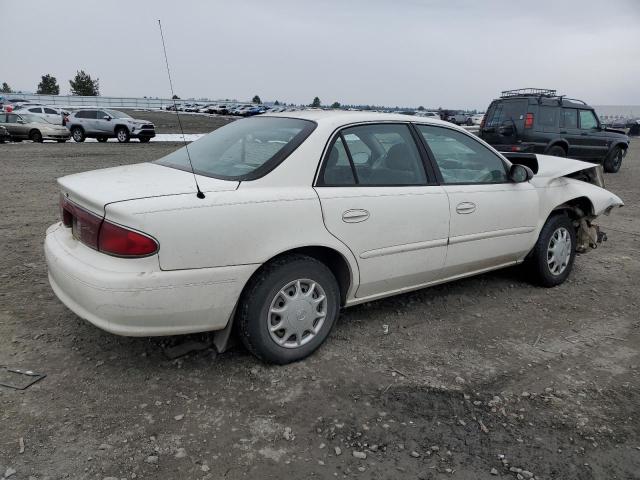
0, 93, 225, 110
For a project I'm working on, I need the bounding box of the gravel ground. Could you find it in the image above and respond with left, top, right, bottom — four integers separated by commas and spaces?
0, 112, 639, 480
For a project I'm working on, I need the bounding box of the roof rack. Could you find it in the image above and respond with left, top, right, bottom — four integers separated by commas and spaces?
501, 88, 557, 98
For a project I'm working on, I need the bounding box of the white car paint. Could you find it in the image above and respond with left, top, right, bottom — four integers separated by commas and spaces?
45, 111, 623, 339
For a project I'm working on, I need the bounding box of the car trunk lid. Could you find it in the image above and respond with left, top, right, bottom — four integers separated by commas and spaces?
58, 162, 238, 215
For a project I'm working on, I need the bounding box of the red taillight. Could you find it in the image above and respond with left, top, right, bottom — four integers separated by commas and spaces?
510, 145, 521, 152
524, 113, 534, 129
59, 195, 158, 257
98, 221, 158, 257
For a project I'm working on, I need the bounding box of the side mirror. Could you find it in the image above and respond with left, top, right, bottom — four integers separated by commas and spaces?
103, 115, 111, 121
509, 164, 534, 183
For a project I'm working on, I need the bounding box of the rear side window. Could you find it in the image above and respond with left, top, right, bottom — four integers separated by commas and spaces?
579, 110, 598, 129
319, 123, 427, 186
561, 109, 578, 129
156, 117, 316, 181
44, 108, 57, 114
538, 106, 557, 127
485, 100, 527, 127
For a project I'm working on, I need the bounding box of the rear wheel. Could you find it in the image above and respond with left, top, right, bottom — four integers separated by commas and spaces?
71, 127, 85, 142
526, 214, 576, 287
603, 146, 623, 173
237, 254, 340, 364
116, 127, 130, 143
29, 130, 43, 143
546, 145, 566, 157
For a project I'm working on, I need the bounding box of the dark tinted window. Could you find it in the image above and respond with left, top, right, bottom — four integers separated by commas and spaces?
485, 100, 527, 127
75, 110, 96, 119
28, 107, 43, 113
418, 125, 508, 184
561, 109, 578, 129
321, 137, 356, 185
44, 108, 57, 114
538, 106, 557, 127
156, 117, 316, 180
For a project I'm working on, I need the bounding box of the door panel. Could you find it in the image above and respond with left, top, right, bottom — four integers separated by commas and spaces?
442, 183, 538, 277
316, 186, 450, 298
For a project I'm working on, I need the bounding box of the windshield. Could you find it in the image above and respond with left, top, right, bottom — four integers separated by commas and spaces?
155, 117, 316, 180
104, 109, 131, 119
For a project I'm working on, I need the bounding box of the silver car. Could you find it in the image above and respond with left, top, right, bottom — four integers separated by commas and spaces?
66, 109, 156, 143
0, 112, 71, 142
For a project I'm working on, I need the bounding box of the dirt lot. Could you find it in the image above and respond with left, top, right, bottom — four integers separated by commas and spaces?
1, 113, 638, 480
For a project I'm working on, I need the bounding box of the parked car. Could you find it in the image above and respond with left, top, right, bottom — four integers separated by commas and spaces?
471, 114, 485, 126
46, 111, 623, 364
66, 109, 156, 143
479, 88, 630, 173
448, 112, 474, 125
415, 111, 441, 120
13, 104, 67, 125
0, 125, 9, 143
0, 112, 70, 142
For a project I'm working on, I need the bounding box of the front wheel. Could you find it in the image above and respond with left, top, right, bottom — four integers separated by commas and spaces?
71, 127, 85, 142
603, 146, 623, 173
237, 254, 340, 364
546, 145, 566, 157
116, 127, 130, 143
526, 214, 576, 287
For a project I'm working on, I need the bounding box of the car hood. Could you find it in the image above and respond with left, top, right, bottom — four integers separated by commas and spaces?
532, 155, 599, 179
603, 127, 627, 136
58, 162, 238, 215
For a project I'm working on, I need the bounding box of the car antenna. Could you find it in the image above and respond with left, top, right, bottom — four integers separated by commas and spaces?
157, 19, 205, 199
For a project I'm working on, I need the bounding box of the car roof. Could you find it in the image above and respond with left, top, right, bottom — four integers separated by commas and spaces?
263, 109, 454, 128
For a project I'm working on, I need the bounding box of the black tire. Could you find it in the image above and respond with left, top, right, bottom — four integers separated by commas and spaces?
546, 145, 566, 157
29, 130, 43, 143
96, 137, 108, 143
526, 214, 576, 287
71, 127, 85, 143
603, 146, 623, 173
138, 137, 151, 143
237, 254, 340, 364
115, 127, 130, 143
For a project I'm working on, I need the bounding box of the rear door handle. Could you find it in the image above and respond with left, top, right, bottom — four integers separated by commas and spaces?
342, 209, 370, 223
456, 202, 476, 214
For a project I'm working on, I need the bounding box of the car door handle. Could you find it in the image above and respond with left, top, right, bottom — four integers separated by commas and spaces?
342, 209, 370, 223
456, 202, 476, 214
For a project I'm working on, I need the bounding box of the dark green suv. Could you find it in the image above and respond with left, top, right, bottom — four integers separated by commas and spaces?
479, 88, 629, 172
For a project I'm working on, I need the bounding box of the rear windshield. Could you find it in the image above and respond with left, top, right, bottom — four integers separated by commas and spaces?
485, 99, 527, 127
155, 117, 317, 181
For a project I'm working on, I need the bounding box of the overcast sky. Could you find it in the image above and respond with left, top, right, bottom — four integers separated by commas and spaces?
2, 0, 639, 109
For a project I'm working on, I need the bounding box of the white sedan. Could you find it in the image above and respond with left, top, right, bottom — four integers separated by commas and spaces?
45, 111, 623, 364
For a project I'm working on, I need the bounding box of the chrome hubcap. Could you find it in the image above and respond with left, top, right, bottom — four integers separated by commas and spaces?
267, 279, 327, 349
547, 227, 572, 276
118, 130, 126, 141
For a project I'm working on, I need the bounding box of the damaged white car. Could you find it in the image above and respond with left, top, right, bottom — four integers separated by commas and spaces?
45, 112, 623, 364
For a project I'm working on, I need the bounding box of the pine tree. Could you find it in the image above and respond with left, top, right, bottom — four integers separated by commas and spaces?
69, 70, 100, 96
311, 96, 321, 108
1, 82, 12, 93
252, 95, 261, 104
37, 74, 60, 95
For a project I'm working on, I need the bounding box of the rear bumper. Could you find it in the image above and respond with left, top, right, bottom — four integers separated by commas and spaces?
45, 223, 258, 336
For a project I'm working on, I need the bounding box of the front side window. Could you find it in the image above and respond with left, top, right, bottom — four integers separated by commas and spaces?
561, 109, 578, 129
579, 110, 598, 129
417, 125, 508, 184
44, 108, 58, 114
156, 117, 316, 180
322, 124, 427, 186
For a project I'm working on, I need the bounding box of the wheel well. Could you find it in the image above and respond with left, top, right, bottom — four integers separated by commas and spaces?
546, 141, 568, 155
249, 247, 353, 306
70, 125, 84, 132
552, 196, 595, 220
115, 124, 129, 132
28, 129, 40, 137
